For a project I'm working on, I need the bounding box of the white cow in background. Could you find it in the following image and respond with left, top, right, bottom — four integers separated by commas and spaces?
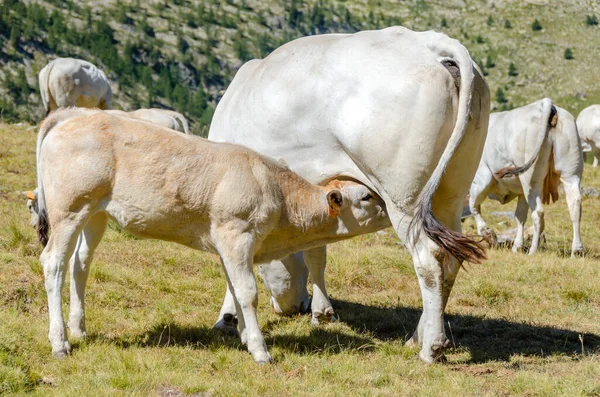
209, 27, 490, 363
34, 109, 390, 363
107, 108, 191, 134
576, 104, 600, 166
469, 99, 584, 256
38, 57, 112, 113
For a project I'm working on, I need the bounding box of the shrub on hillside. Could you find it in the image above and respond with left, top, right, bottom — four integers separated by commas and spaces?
564, 48, 574, 60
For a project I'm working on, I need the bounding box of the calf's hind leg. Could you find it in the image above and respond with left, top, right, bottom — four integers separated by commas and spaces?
41, 215, 89, 357
68, 212, 108, 339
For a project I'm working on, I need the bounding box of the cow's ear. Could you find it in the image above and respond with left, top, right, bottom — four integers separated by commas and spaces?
327, 190, 343, 217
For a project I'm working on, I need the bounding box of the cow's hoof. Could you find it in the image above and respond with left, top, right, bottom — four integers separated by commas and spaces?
252, 351, 272, 364
481, 228, 498, 247
213, 313, 239, 336
405, 336, 418, 348
511, 244, 524, 254
419, 339, 450, 364
311, 307, 336, 325
69, 328, 87, 340
571, 247, 585, 258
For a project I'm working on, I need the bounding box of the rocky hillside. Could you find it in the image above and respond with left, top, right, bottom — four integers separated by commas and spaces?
1, 0, 599, 134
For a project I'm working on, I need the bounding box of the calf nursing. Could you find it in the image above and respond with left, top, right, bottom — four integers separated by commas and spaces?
35, 109, 388, 363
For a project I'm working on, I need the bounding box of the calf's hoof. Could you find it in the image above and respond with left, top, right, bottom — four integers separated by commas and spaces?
311, 307, 337, 326
213, 313, 239, 336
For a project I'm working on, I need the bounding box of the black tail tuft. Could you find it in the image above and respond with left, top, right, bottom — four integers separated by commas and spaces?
37, 209, 49, 247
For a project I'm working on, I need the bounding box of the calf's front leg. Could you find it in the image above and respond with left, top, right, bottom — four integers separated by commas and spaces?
214, 230, 271, 364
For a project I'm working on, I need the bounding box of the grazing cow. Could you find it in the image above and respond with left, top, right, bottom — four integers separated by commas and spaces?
469, 99, 584, 256
38, 58, 112, 113
35, 109, 389, 363
108, 108, 191, 134
576, 104, 600, 166
209, 27, 490, 363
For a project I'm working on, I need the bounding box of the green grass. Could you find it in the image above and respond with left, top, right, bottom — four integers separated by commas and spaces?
1, 122, 600, 395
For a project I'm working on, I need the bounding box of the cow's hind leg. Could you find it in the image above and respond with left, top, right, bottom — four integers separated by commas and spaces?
68, 212, 107, 339
404, 234, 456, 363
213, 285, 239, 336
512, 195, 528, 253
215, 231, 270, 364
42, 215, 89, 357
469, 167, 497, 245
525, 189, 544, 255
303, 246, 335, 325
561, 176, 584, 256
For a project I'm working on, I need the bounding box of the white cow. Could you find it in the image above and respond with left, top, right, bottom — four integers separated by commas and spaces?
209, 27, 490, 363
576, 104, 600, 166
34, 109, 389, 363
469, 99, 584, 256
38, 58, 112, 113
108, 108, 191, 134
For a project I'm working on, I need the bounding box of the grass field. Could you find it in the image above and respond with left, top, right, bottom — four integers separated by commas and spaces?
1, 122, 600, 396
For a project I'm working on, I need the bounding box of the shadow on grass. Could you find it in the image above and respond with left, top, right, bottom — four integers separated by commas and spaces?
84, 299, 599, 363
332, 299, 600, 363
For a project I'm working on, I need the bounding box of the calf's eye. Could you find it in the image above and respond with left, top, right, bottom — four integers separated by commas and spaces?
361, 193, 373, 201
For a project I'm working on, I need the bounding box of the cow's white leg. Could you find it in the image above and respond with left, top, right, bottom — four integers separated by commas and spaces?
215, 231, 270, 364
68, 213, 107, 339
42, 219, 86, 357
303, 246, 334, 325
512, 195, 528, 253
561, 177, 584, 256
213, 285, 238, 335
469, 167, 496, 242
593, 148, 599, 167
405, 235, 451, 363
525, 191, 544, 255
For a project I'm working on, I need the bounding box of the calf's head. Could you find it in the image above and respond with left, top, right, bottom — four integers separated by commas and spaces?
262, 180, 389, 316
324, 179, 389, 236
23, 189, 39, 228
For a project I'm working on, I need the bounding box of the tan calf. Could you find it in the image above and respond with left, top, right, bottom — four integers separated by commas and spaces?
35, 109, 388, 363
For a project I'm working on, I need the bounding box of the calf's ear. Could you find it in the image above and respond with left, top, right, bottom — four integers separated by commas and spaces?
327, 190, 343, 217
23, 191, 36, 200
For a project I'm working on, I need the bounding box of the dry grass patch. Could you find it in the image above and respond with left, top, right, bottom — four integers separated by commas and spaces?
0, 123, 600, 395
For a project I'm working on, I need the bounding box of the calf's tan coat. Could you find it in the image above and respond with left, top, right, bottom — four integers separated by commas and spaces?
35, 109, 388, 363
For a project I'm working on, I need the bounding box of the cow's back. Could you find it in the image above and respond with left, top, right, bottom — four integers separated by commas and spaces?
576, 105, 600, 143
210, 27, 480, 211
552, 107, 583, 178
47, 58, 111, 109
484, 100, 552, 174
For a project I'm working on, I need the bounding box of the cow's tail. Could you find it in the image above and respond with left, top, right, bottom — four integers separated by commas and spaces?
495, 98, 557, 178
38, 61, 54, 115
174, 113, 191, 134
409, 37, 487, 264
35, 108, 82, 246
